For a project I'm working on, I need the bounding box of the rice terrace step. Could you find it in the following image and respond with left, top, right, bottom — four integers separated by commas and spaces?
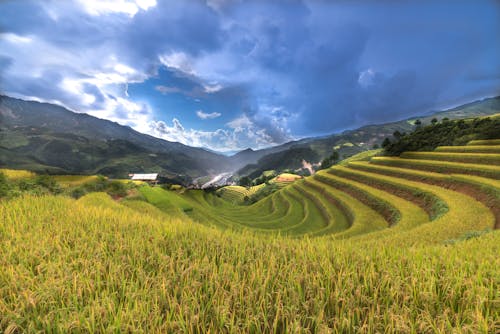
0, 1, 499, 331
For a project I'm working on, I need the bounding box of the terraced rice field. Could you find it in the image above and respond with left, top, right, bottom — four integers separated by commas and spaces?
2, 193, 498, 332
216, 173, 302, 203
1, 139, 499, 332
139, 139, 499, 243
267, 173, 304, 189
216, 184, 266, 203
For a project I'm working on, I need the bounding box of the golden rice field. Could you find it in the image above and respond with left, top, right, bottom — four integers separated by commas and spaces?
216, 183, 266, 203
51, 175, 101, 188
1, 194, 498, 333
0, 168, 36, 180
1, 139, 499, 332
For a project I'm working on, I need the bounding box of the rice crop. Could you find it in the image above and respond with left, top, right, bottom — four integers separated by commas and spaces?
399, 151, 500, 165
0, 169, 36, 180
1, 139, 499, 332
0, 194, 498, 333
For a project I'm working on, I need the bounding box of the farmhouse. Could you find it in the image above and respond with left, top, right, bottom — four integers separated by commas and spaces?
128, 173, 159, 185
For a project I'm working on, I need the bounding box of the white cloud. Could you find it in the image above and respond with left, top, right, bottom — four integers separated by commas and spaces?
114, 63, 136, 75
87, 97, 153, 134
159, 52, 196, 75
227, 114, 252, 129
227, 105, 294, 146
149, 114, 289, 153
196, 110, 222, 120
0, 33, 33, 44
150, 119, 232, 151
76, 0, 157, 17
203, 83, 223, 93
155, 85, 184, 95
135, 0, 157, 11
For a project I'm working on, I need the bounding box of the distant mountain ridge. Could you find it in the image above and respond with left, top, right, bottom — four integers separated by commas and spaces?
1, 95, 499, 182
233, 96, 500, 178
0, 96, 232, 180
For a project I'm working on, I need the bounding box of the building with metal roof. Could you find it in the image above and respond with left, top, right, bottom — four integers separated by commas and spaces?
129, 173, 159, 184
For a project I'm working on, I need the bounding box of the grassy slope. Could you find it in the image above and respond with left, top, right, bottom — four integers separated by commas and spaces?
137, 140, 499, 241
1, 139, 500, 332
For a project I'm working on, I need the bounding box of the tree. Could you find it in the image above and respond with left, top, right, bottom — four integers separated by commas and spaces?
299, 169, 311, 177
393, 130, 402, 140
331, 150, 339, 162
320, 150, 340, 170
414, 119, 422, 127
372, 143, 379, 149
442, 117, 450, 123
382, 137, 391, 148
320, 158, 332, 170
238, 176, 252, 187
383, 116, 500, 156
431, 118, 438, 125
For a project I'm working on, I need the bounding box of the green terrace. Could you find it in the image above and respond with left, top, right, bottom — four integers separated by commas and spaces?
119, 139, 500, 242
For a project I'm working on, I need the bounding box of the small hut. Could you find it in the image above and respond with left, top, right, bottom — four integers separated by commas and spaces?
128, 173, 159, 185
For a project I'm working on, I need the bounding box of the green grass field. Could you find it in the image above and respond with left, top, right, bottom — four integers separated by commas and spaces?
0, 139, 499, 332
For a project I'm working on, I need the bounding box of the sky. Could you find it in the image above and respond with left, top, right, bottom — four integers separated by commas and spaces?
0, 0, 499, 153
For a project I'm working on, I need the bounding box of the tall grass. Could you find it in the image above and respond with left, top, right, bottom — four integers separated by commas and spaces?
1, 140, 499, 332
0, 194, 498, 333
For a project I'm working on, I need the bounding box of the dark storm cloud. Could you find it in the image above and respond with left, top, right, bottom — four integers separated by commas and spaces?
124, 1, 222, 60
0, 0, 498, 150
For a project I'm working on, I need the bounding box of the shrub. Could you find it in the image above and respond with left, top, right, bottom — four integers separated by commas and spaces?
83, 175, 108, 192
36, 175, 62, 194
107, 181, 128, 197
238, 176, 252, 187
0, 172, 11, 198
71, 187, 87, 199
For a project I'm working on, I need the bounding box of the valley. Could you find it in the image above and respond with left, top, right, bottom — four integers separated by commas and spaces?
2, 95, 500, 184
1, 118, 499, 331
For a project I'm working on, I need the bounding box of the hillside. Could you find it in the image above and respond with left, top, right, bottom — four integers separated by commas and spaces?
2, 95, 499, 182
145, 139, 497, 240
5, 134, 497, 238
1, 137, 498, 332
235, 96, 500, 178
0, 96, 230, 180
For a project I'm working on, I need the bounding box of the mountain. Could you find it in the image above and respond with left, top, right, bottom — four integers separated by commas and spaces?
234, 96, 500, 178
1, 95, 499, 182
0, 96, 232, 181
227, 140, 309, 168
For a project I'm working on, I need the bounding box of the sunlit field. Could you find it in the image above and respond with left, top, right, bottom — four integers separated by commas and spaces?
1, 140, 499, 332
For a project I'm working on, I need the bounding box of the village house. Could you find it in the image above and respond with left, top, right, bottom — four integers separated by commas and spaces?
128, 173, 159, 185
